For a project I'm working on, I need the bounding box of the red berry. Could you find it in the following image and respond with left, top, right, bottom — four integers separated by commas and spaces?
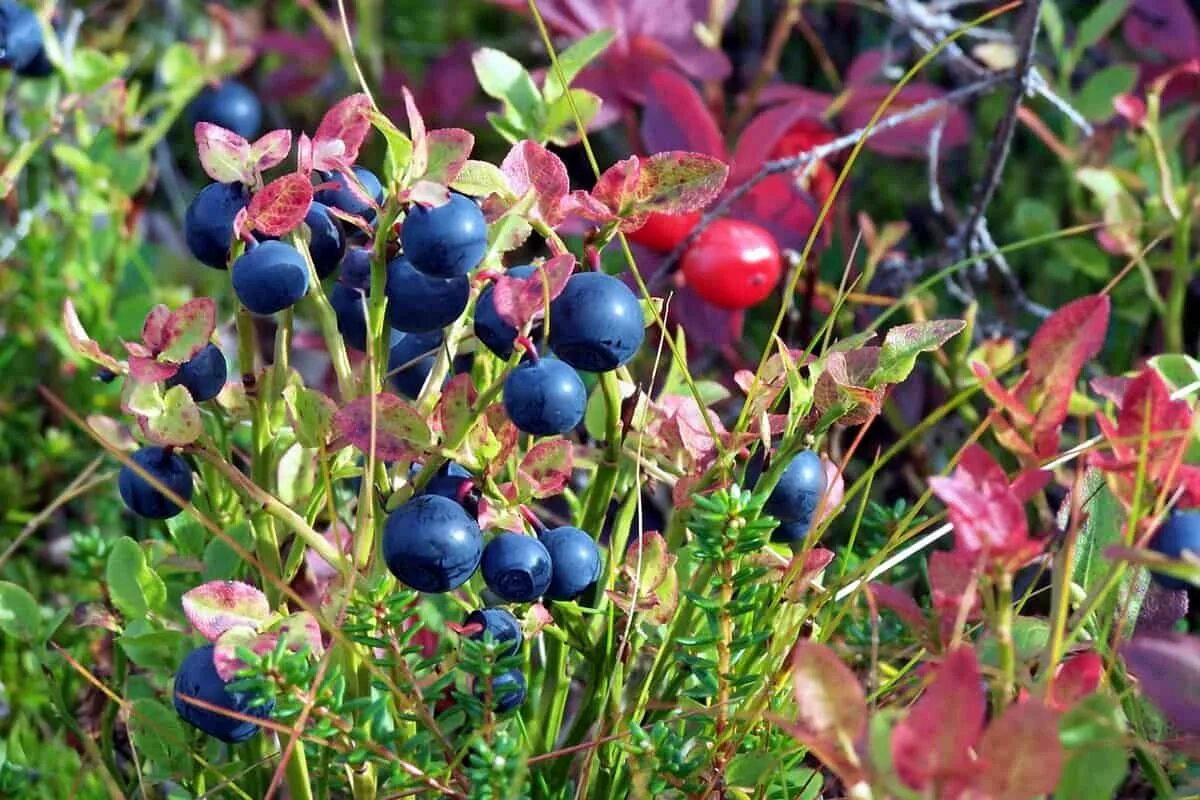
771, 118, 837, 204
680, 219, 782, 310
627, 211, 701, 252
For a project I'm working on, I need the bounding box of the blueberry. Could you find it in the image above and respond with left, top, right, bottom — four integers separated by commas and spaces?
96, 368, 118, 383
463, 608, 522, 657
118, 446, 194, 520
166, 343, 227, 402
187, 80, 263, 140
548, 272, 644, 372
424, 462, 474, 504
0, 1, 43, 73
475, 265, 536, 360
173, 645, 273, 743
401, 193, 487, 278
232, 241, 310, 315
760, 450, 826, 524
339, 246, 373, 290
481, 533, 552, 603
476, 668, 526, 713
316, 167, 384, 222
304, 202, 346, 279
772, 518, 816, 545
383, 494, 483, 592
384, 256, 469, 333
502, 358, 586, 436
540, 526, 602, 601
185, 182, 249, 269
331, 283, 370, 351
388, 330, 442, 399
1150, 510, 1200, 590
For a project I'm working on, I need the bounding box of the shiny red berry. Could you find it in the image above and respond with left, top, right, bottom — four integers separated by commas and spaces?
627, 211, 701, 252
680, 219, 782, 310
771, 118, 837, 204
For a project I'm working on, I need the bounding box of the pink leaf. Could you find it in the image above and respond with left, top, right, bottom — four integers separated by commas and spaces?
1114, 93, 1147, 126
404, 88, 429, 179
250, 129, 294, 172
313, 93, 373, 169
590, 156, 642, 217
246, 173, 314, 236
500, 140, 571, 226
929, 550, 981, 623
1048, 650, 1104, 711
1028, 294, 1111, 442
891, 646, 985, 791
640, 68, 727, 159
1123, 632, 1200, 732
867, 582, 927, 633
159, 298, 217, 364
194, 122, 255, 185
787, 641, 868, 785
404, 179, 451, 208
1123, 0, 1200, 62
62, 299, 124, 373
182, 581, 271, 642
297, 132, 314, 174
127, 356, 180, 383
560, 188, 618, 225
141, 305, 171, 352
518, 440, 573, 498
840, 83, 970, 158
635, 150, 728, 215
423, 128, 475, 184
333, 393, 433, 461
492, 253, 576, 330
971, 702, 1064, 800
211, 625, 262, 682
437, 373, 478, 443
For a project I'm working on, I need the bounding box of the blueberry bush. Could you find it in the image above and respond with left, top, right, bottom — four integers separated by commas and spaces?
3, 0, 1200, 798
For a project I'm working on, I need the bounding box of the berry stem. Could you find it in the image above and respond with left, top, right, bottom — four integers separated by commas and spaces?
519, 505, 547, 535
514, 336, 539, 362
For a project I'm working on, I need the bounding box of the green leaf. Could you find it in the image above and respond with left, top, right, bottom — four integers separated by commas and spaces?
543, 89, 603, 147
0, 582, 41, 642
451, 159, 510, 199
106, 537, 168, 620
979, 616, 1050, 666
726, 753, 780, 788
204, 521, 254, 580
1071, 469, 1123, 593
283, 385, 337, 449
1075, 0, 1131, 54
871, 320, 966, 385
1056, 694, 1128, 800
543, 30, 615, 102
367, 109, 412, 187
117, 623, 189, 670
143, 384, 203, 446
128, 699, 193, 777
1074, 65, 1138, 121
1041, 1, 1065, 58
160, 43, 202, 90
472, 48, 543, 135
69, 49, 128, 95
1149, 354, 1200, 391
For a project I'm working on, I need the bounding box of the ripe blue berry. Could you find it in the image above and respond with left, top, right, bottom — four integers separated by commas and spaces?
316, 167, 384, 222
1149, 510, 1200, 590
424, 462, 474, 503
118, 446, 194, 519
502, 357, 586, 436
388, 330, 441, 399
760, 449, 826, 524
0, 1, 43, 73
401, 193, 488, 278
384, 256, 469, 333
475, 265, 536, 360
188, 80, 263, 140
464, 608, 523, 657
232, 241, 309, 315
481, 533, 552, 602
330, 283, 370, 351
339, 246, 372, 289
185, 182, 249, 269
477, 668, 527, 713
383, 494, 483, 593
540, 526, 602, 601
305, 202, 346, 279
548, 272, 644, 372
772, 518, 816, 545
166, 343, 227, 402
174, 645, 273, 743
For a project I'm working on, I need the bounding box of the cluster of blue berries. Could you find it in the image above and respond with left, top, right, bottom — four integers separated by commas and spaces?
0, 1, 52, 78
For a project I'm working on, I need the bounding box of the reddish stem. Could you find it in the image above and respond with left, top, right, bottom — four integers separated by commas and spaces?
514, 336, 539, 362
520, 505, 548, 535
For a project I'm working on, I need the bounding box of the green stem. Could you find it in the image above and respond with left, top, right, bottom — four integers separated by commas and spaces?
1165, 214, 1193, 354
283, 740, 315, 800
294, 233, 357, 401
995, 572, 1015, 710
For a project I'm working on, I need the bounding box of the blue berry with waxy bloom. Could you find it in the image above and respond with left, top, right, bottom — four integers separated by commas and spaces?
0, 0, 43, 73
388, 330, 442, 399
474, 265, 539, 360
330, 283, 370, 351
316, 166, 384, 222
424, 462, 474, 503
166, 343, 227, 402
401, 193, 488, 279
548, 272, 645, 372
1149, 510, 1200, 590
502, 357, 586, 436
174, 645, 273, 743
304, 202, 346, 279
185, 182, 249, 269
481, 533, 553, 603
383, 494, 483, 593
464, 608, 523, 657
540, 526, 602, 601
339, 246, 373, 290
476, 669, 527, 713
772, 518, 817, 545
188, 80, 263, 140
118, 446, 194, 520
232, 241, 310, 315
759, 449, 826, 524
384, 256, 470, 333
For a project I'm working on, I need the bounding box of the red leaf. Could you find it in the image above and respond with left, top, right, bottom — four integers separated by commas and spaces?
971, 701, 1064, 800
1028, 294, 1110, 442
246, 173, 315, 236
437, 373, 477, 443
1048, 650, 1104, 711
929, 551, 981, 623
127, 356, 180, 383
251, 129, 293, 172
423, 128, 475, 184
333, 393, 433, 461
194, 122, 255, 185
1114, 93, 1148, 126
560, 188, 618, 225
159, 298, 217, 364
62, 299, 123, 373
1123, 0, 1200, 62
141, 304, 171, 352
492, 253, 576, 330
640, 68, 727, 159
1123, 632, 1200, 732
590, 155, 642, 218
500, 140, 571, 226
518, 440, 573, 498
403, 87, 430, 179
182, 581, 270, 642
633, 150, 728, 216
891, 646, 985, 791
840, 82, 970, 158
867, 582, 927, 633
313, 93, 373, 170
787, 641, 868, 785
